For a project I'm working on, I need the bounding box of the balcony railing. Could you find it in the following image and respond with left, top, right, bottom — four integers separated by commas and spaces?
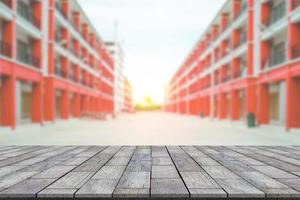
55, 32, 62, 43
223, 74, 232, 83
55, 66, 65, 77
55, 2, 67, 19
236, 32, 247, 48
234, 2, 247, 20
17, 53, 40, 68
0, 40, 11, 57
292, 44, 300, 59
233, 67, 247, 79
17, 41, 40, 68
263, 47, 286, 68
292, 0, 300, 10
69, 73, 75, 81
0, 0, 11, 8
266, 1, 286, 27
17, 1, 40, 29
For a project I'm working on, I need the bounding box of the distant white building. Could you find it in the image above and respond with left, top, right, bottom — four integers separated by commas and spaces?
105, 41, 125, 115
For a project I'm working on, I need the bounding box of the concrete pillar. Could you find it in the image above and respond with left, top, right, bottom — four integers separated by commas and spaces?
258, 84, 269, 125
286, 77, 300, 129
74, 93, 81, 117
31, 82, 43, 123
231, 90, 239, 120
1, 76, 16, 128
44, 78, 54, 121
219, 93, 227, 119
61, 90, 69, 119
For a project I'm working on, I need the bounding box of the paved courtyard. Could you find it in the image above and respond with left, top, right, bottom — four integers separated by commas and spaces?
1, 112, 300, 145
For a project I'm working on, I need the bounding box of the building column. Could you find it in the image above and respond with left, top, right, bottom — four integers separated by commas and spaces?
44, 78, 54, 121
31, 81, 43, 123
213, 95, 218, 118
73, 93, 81, 117
258, 84, 269, 125
1, 76, 16, 128
61, 90, 69, 119
286, 77, 300, 130
231, 90, 239, 120
48, 0, 55, 75
246, 79, 256, 115
219, 93, 226, 119
247, 0, 254, 75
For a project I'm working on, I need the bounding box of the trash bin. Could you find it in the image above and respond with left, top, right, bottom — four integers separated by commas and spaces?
247, 112, 255, 128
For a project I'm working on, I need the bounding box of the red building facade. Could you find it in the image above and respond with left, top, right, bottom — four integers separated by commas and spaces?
0, 0, 115, 129
165, 0, 300, 130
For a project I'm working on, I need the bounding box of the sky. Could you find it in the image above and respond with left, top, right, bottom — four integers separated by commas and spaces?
79, 0, 226, 104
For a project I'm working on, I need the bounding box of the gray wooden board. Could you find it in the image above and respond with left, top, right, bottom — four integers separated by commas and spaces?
0, 178, 55, 198
0, 146, 300, 198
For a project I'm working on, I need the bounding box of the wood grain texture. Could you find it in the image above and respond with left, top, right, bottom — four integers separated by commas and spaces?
0, 146, 297, 199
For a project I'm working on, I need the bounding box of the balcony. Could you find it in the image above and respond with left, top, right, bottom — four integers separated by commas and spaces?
0, 40, 11, 57
17, 41, 40, 68
0, 0, 11, 8
17, 1, 40, 29
236, 32, 247, 48
292, 0, 300, 10
234, 2, 247, 20
266, 1, 286, 27
233, 67, 247, 79
292, 44, 300, 59
69, 73, 75, 82
55, 31, 62, 43
264, 43, 286, 68
55, 2, 67, 19
55, 66, 65, 78
223, 74, 232, 83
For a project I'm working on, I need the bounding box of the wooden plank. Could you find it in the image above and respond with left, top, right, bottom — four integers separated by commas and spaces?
61, 157, 89, 166
76, 179, 119, 198
92, 166, 126, 179
38, 188, 77, 198
227, 147, 300, 172
0, 171, 38, 191
106, 156, 131, 166
180, 172, 220, 189
32, 165, 76, 179
240, 171, 290, 189
113, 146, 151, 198
182, 146, 220, 166
277, 179, 300, 192
47, 172, 92, 189
114, 172, 150, 191
201, 166, 240, 179
188, 188, 227, 198
252, 165, 299, 179
152, 166, 179, 179
151, 178, 189, 198
73, 146, 121, 172
75, 147, 136, 198
0, 179, 55, 198
152, 157, 173, 166
0, 166, 26, 178
170, 146, 229, 198
215, 178, 265, 198
167, 146, 202, 172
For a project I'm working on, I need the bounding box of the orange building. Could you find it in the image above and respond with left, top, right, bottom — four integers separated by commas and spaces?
0, 0, 115, 129
165, 0, 300, 130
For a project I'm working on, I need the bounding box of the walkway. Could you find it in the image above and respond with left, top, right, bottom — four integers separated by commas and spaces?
1, 112, 300, 145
